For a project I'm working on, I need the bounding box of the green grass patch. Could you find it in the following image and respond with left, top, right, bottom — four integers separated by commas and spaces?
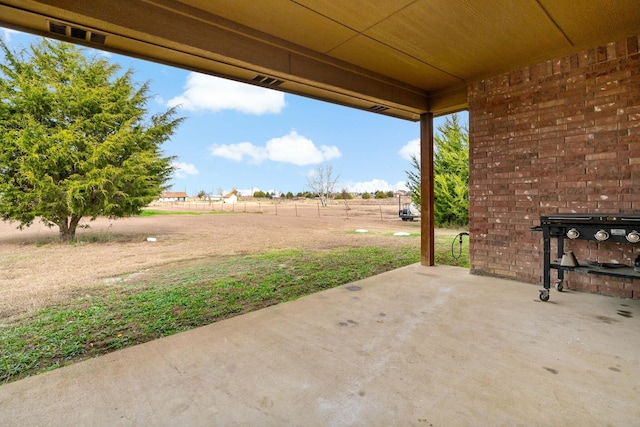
1, 246, 420, 384
1, 232, 469, 385
435, 231, 469, 267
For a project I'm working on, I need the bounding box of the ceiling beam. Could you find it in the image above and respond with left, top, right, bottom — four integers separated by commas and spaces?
0, 0, 437, 120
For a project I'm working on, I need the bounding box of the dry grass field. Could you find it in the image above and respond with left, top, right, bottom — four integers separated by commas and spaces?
0, 199, 429, 322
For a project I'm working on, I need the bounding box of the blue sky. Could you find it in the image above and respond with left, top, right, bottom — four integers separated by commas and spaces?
2, 27, 468, 196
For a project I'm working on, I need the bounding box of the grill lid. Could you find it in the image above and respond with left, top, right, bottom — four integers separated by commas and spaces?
541, 214, 640, 225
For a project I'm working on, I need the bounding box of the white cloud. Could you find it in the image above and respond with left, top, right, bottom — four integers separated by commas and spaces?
172, 161, 199, 178
398, 138, 420, 161
2, 28, 18, 42
210, 131, 341, 166
394, 181, 409, 191
167, 72, 286, 115
236, 187, 261, 197
236, 187, 284, 196
343, 179, 398, 193
210, 142, 266, 164
265, 131, 341, 166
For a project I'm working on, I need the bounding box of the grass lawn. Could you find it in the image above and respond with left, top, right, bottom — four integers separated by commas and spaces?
1, 231, 468, 385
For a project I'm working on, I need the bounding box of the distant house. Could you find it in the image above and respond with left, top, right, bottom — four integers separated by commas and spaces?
158, 191, 188, 202
224, 193, 238, 204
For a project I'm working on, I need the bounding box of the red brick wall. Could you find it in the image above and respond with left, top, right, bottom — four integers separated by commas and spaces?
468, 35, 640, 298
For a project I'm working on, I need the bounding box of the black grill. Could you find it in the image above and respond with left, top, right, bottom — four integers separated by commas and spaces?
532, 213, 640, 301
539, 214, 640, 244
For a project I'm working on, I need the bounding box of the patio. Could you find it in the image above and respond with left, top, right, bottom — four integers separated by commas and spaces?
1, 264, 638, 425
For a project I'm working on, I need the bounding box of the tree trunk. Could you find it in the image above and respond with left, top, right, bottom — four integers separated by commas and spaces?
59, 219, 70, 242
58, 215, 82, 242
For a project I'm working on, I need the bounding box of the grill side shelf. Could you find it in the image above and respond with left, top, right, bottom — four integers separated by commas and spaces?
550, 261, 640, 279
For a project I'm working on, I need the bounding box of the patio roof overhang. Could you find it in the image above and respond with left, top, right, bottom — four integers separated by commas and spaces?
1, 1, 639, 266
1, 1, 639, 120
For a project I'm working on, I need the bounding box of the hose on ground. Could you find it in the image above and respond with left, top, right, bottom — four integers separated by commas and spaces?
451, 232, 469, 262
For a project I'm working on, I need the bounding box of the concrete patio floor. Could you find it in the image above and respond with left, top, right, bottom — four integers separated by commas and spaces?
1, 264, 639, 426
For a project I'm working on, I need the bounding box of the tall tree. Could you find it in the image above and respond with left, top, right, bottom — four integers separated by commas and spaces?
405, 154, 421, 211
405, 113, 469, 226
0, 39, 183, 241
306, 164, 339, 207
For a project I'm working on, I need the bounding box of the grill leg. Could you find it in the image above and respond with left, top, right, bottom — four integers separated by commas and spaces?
557, 235, 565, 283
543, 230, 551, 291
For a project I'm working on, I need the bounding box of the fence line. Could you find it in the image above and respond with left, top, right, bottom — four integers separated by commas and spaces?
148, 200, 411, 221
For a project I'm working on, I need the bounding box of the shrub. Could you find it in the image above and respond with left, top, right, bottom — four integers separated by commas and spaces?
374, 191, 388, 199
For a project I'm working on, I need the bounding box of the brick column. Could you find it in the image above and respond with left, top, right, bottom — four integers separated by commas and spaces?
467, 35, 640, 298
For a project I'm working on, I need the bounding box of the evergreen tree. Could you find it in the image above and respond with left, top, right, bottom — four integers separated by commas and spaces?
405, 113, 469, 226
434, 114, 469, 225
406, 154, 421, 211
0, 40, 183, 241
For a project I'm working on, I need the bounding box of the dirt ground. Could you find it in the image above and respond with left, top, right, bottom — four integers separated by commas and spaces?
0, 202, 424, 322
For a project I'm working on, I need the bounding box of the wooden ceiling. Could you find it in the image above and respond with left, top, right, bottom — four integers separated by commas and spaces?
1, 0, 639, 120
